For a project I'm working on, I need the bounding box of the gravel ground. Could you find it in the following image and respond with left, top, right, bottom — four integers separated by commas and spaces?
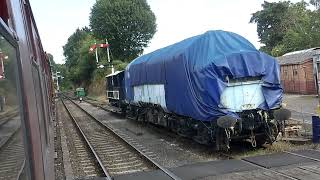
77, 101, 218, 168
75, 100, 319, 168
58, 101, 102, 178
54, 104, 65, 180
65, 100, 155, 176
283, 94, 318, 123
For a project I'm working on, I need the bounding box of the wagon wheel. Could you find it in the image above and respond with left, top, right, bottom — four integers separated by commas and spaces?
256, 121, 278, 146
266, 121, 279, 143
156, 109, 166, 126
146, 108, 154, 123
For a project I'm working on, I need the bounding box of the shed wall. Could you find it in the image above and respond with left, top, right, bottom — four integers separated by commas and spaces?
280, 59, 316, 94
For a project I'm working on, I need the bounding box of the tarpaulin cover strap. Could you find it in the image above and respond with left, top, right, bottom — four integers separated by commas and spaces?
125, 30, 282, 122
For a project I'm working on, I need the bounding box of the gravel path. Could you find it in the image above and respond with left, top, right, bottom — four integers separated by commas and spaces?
283, 94, 318, 123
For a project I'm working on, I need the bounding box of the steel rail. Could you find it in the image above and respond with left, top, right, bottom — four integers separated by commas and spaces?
240, 158, 300, 180
65, 95, 182, 180
218, 152, 300, 180
284, 151, 320, 162
0, 111, 19, 127
17, 159, 26, 179
61, 98, 112, 180
0, 126, 20, 151
84, 96, 320, 179
83, 98, 121, 114
220, 150, 320, 180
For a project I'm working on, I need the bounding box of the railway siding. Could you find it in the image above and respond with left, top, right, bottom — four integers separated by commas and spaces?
0, 130, 25, 180
58, 101, 103, 178
61, 97, 182, 180
64, 99, 156, 176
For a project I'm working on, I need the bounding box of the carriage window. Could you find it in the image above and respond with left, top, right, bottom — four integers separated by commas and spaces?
0, 34, 26, 179
0, 1, 10, 25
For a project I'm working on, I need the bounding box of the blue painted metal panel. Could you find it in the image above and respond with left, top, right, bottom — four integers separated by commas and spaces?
312, 116, 320, 143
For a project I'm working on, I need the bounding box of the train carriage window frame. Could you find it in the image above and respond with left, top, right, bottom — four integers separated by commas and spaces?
0, 18, 33, 180
23, 3, 38, 62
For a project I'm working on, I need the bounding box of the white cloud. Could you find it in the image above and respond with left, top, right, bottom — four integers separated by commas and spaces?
30, 0, 305, 63
30, 0, 95, 63
144, 0, 264, 54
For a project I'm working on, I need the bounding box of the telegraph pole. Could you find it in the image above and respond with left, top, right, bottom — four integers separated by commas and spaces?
0, 52, 7, 79
106, 38, 114, 73
95, 40, 99, 63
53, 71, 64, 92
0, 54, 4, 78
56, 71, 60, 91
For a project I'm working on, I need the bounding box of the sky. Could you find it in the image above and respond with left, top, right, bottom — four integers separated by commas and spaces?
30, 0, 302, 64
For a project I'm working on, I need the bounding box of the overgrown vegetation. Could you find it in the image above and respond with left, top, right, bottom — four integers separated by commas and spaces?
90, 0, 156, 61
59, 0, 156, 95
250, 0, 320, 56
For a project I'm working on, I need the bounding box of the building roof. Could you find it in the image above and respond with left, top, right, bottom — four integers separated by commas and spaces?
276, 47, 320, 65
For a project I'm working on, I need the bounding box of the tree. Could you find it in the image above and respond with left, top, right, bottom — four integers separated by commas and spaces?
251, 1, 320, 56
90, 0, 156, 61
250, 1, 291, 54
63, 28, 97, 86
310, 0, 320, 10
63, 27, 91, 68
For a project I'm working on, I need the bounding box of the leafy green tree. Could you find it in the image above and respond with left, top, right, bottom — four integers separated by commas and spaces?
90, 0, 156, 61
63, 27, 91, 69
112, 60, 128, 70
251, 1, 320, 56
250, 1, 290, 54
310, 0, 320, 10
63, 28, 97, 86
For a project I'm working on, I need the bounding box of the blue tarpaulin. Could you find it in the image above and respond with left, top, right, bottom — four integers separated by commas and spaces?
125, 30, 282, 122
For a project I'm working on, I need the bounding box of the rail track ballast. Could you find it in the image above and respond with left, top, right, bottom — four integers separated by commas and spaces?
61, 96, 181, 180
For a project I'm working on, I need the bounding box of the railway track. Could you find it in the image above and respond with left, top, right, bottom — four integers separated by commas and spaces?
58, 101, 104, 178
0, 109, 21, 153
0, 109, 19, 127
83, 97, 122, 114
219, 150, 320, 180
61, 96, 181, 180
83, 97, 320, 179
0, 129, 25, 180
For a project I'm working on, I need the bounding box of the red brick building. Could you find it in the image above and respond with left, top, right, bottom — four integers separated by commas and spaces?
277, 48, 320, 95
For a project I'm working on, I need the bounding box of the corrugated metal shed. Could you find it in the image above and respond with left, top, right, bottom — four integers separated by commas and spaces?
277, 47, 320, 65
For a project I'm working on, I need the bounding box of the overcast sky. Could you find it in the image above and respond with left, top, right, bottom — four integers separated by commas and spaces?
30, 0, 302, 64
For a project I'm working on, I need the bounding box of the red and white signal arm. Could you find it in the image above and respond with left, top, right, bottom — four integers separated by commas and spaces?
99, 43, 109, 48
0, 58, 3, 80
89, 44, 97, 53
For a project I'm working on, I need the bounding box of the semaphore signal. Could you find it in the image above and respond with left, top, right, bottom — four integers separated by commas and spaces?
89, 39, 114, 74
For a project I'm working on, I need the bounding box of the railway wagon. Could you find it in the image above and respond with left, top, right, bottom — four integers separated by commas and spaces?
106, 70, 126, 110
0, 0, 55, 180
75, 87, 86, 98
108, 30, 288, 150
